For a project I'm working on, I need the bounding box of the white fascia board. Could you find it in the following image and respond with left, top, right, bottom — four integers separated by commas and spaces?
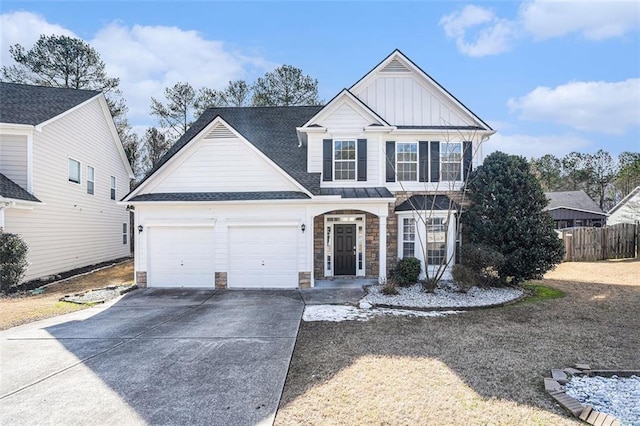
96, 96, 135, 179
35, 93, 102, 131
0, 198, 41, 208
122, 198, 314, 207
389, 128, 495, 136
546, 206, 608, 216
0, 123, 34, 133
350, 50, 492, 131
296, 126, 327, 133
301, 89, 388, 128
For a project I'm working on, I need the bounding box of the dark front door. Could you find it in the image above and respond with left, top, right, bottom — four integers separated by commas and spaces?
334, 224, 356, 275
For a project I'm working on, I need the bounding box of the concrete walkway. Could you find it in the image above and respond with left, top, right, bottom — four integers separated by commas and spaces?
0, 288, 304, 425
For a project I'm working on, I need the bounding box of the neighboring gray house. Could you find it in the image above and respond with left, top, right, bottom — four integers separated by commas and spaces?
544, 190, 607, 229
607, 186, 640, 225
0, 82, 134, 282
122, 50, 496, 289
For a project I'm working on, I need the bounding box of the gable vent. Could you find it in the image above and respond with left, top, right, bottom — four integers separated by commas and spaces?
205, 124, 236, 139
380, 59, 410, 73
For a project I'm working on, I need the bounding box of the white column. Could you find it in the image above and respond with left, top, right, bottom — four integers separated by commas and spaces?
378, 215, 387, 283
26, 133, 33, 193
0, 207, 5, 230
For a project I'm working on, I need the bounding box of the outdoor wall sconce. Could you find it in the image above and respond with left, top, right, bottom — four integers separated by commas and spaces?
301, 224, 306, 233
138, 225, 144, 233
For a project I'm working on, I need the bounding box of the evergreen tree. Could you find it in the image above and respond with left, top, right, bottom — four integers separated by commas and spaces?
462, 151, 564, 284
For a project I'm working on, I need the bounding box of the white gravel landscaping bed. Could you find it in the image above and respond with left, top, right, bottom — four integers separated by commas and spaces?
303, 305, 460, 322
565, 375, 640, 426
362, 282, 525, 309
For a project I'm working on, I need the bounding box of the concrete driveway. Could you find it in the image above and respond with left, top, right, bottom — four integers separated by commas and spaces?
0, 288, 304, 425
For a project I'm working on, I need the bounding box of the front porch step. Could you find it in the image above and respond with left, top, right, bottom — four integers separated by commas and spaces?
314, 278, 377, 289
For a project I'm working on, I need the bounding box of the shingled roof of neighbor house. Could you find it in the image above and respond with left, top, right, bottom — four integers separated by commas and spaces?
128, 191, 310, 202
137, 106, 324, 196
544, 190, 605, 214
0, 82, 99, 125
0, 173, 40, 203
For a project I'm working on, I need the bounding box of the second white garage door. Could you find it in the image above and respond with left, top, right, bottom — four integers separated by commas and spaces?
228, 225, 298, 288
147, 226, 215, 288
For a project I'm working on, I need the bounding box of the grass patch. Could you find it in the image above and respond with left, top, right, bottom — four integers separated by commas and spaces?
521, 283, 565, 303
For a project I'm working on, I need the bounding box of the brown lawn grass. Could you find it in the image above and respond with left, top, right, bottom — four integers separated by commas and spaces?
277, 259, 640, 425
0, 261, 134, 330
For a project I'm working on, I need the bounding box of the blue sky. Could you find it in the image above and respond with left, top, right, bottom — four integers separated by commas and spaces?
1, 1, 639, 159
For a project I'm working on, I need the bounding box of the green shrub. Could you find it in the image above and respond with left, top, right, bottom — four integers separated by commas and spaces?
0, 232, 29, 294
391, 257, 421, 286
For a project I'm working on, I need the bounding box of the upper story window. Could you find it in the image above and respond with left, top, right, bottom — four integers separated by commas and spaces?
441, 142, 462, 181
334, 140, 356, 180
396, 143, 418, 181
68, 158, 81, 184
87, 166, 95, 195
110, 176, 116, 200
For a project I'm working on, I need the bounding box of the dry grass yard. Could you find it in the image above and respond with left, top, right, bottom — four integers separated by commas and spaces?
0, 261, 134, 330
277, 259, 640, 425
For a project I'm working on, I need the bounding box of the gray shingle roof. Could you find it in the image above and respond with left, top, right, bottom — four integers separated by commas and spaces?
395, 194, 457, 211
0, 173, 40, 202
544, 190, 604, 214
0, 82, 99, 125
128, 191, 310, 202
320, 187, 394, 198
134, 106, 323, 197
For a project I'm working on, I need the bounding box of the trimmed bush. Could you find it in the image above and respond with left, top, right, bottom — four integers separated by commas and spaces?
452, 244, 505, 291
392, 257, 421, 286
0, 232, 29, 294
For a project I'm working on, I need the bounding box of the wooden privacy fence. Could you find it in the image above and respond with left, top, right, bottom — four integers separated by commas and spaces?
561, 223, 638, 261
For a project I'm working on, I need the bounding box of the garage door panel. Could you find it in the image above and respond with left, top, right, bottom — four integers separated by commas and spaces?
228, 226, 298, 288
148, 227, 215, 288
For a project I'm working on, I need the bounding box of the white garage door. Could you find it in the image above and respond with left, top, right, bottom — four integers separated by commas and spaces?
147, 226, 215, 288
228, 226, 298, 288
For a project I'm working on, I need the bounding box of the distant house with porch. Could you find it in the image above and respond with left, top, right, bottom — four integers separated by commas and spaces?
544, 190, 607, 229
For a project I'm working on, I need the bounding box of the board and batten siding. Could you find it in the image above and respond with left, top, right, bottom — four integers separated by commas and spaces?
0, 134, 28, 189
353, 75, 474, 127
3, 98, 131, 282
148, 137, 299, 193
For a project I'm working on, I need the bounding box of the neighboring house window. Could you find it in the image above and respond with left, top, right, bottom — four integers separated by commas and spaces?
441, 142, 462, 181
397, 143, 418, 181
87, 166, 95, 195
110, 176, 116, 200
334, 140, 356, 180
402, 218, 416, 258
427, 217, 446, 265
68, 158, 81, 184
122, 223, 128, 245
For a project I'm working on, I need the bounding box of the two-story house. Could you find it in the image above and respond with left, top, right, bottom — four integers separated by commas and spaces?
0, 82, 134, 282
122, 50, 495, 289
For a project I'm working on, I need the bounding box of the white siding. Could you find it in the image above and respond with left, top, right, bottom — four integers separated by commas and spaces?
148, 138, 299, 193
607, 191, 640, 225
3, 98, 131, 281
318, 103, 371, 130
0, 134, 28, 189
354, 75, 475, 127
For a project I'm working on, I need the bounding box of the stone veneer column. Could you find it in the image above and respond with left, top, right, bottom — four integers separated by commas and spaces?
136, 271, 147, 288
378, 215, 387, 282
215, 272, 227, 289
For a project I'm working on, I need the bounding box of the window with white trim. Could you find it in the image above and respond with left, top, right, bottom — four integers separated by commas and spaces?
441, 142, 462, 181
401, 217, 416, 258
110, 176, 116, 200
396, 142, 418, 181
87, 166, 95, 195
68, 158, 81, 184
427, 217, 446, 265
122, 223, 128, 245
334, 140, 356, 180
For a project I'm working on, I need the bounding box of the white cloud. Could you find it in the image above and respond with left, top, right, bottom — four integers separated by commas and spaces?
0, 12, 273, 127
441, 1, 640, 57
483, 133, 592, 159
520, 0, 640, 41
0, 11, 75, 65
91, 22, 273, 122
508, 79, 640, 134
439, 5, 515, 57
